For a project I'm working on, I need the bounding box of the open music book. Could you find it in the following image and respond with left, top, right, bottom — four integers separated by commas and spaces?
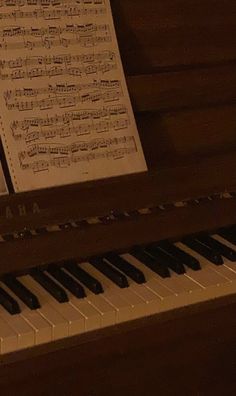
0, 0, 147, 192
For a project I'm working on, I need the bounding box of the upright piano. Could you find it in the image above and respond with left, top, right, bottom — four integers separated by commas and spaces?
0, 1, 236, 394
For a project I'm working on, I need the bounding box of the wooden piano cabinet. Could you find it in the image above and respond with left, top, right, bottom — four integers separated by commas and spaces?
1, 297, 236, 396
0, 0, 236, 394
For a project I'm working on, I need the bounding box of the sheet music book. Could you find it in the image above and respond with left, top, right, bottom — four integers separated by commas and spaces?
0, 0, 147, 192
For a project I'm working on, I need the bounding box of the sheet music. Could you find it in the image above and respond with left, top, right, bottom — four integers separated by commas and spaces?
0, 0, 147, 192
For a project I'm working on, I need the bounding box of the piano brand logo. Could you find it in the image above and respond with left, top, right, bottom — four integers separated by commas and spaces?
5, 202, 40, 219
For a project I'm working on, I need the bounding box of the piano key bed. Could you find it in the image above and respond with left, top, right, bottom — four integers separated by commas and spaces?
0, 227, 236, 355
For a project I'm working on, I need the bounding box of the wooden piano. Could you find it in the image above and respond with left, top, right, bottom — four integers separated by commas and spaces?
0, 1, 236, 394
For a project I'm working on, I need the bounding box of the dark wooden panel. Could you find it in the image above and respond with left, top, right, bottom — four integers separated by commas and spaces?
128, 64, 236, 112
112, 0, 236, 74
0, 196, 236, 275
1, 298, 236, 396
137, 105, 236, 167
0, 152, 235, 235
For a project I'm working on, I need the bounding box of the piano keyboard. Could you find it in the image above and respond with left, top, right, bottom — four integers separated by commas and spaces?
0, 227, 236, 355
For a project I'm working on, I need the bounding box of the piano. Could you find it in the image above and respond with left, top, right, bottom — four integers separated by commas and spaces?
0, 1, 236, 395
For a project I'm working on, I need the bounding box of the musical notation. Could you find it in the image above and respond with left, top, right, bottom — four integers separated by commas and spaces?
6, 89, 123, 111
0, 23, 111, 50
19, 135, 137, 173
20, 136, 135, 159
0, 0, 147, 191
19, 118, 130, 143
5, 80, 121, 99
0, 23, 109, 37
10, 105, 128, 131
20, 147, 137, 173
0, 6, 106, 21
0, 50, 115, 69
0, 0, 105, 6
11, 105, 130, 142
1, 62, 117, 80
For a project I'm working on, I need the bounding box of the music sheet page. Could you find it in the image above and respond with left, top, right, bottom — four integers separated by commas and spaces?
0, 0, 147, 192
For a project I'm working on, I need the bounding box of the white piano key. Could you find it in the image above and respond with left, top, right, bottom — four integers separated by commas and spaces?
83, 262, 148, 320
122, 253, 202, 311
213, 263, 236, 281
164, 271, 202, 293
212, 234, 236, 251
20, 276, 69, 341
121, 254, 176, 298
211, 235, 236, 274
67, 296, 101, 332
175, 242, 230, 287
62, 267, 117, 328
125, 249, 236, 309
79, 263, 134, 323
87, 260, 165, 318
222, 261, 236, 275
0, 305, 34, 351
116, 254, 170, 314
85, 293, 116, 328
44, 270, 102, 332
21, 276, 85, 337
0, 315, 18, 354
124, 254, 221, 312
0, 282, 52, 346
129, 283, 159, 303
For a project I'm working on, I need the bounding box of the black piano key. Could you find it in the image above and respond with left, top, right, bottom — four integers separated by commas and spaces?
182, 237, 224, 265
0, 286, 21, 315
2, 275, 40, 310
196, 234, 236, 262
104, 253, 146, 284
157, 241, 201, 271
31, 269, 69, 303
130, 247, 170, 278
64, 261, 103, 295
217, 227, 236, 244
47, 265, 86, 299
145, 245, 186, 274
89, 257, 129, 288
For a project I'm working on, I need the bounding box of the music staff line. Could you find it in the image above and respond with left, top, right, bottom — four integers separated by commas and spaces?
4, 80, 121, 100
0, 23, 109, 37
6, 88, 123, 111
0, 6, 106, 21
20, 147, 137, 173
0, 61, 117, 80
13, 118, 130, 143
0, 33, 111, 50
10, 105, 129, 131
19, 136, 135, 160
0, 51, 115, 70
0, 0, 105, 7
